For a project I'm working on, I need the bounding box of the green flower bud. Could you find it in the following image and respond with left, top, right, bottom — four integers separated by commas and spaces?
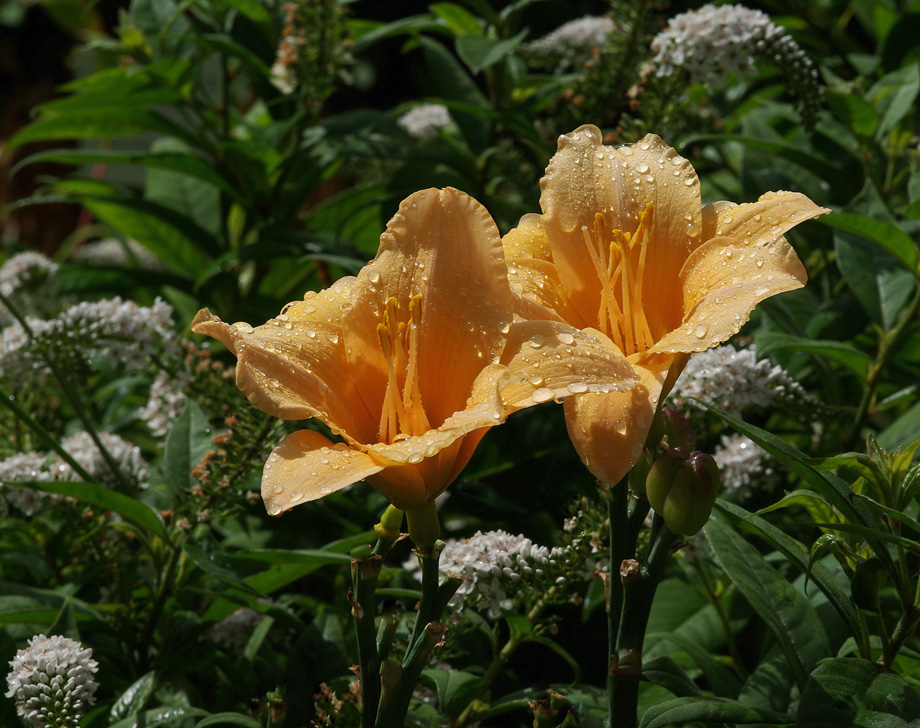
646, 448, 720, 536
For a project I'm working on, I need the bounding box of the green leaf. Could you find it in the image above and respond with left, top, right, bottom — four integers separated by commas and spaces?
646, 631, 743, 699
706, 518, 830, 689
183, 538, 261, 596
110, 672, 156, 723
221, 0, 273, 25
755, 331, 871, 379
456, 30, 527, 73
639, 696, 790, 728
429, 2, 483, 36
834, 230, 917, 330
715, 501, 863, 645
196, 715, 261, 728
796, 658, 920, 727
825, 90, 879, 138
822, 213, 919, 274
11, 481, 167, 541
872, 63, 920, 139
879, 400, 920, 450
421, 669, 489, 721
8, 107, 186, 147
108, 706, 208, 728
642, 655, 704, 698
164, 400, 214, 492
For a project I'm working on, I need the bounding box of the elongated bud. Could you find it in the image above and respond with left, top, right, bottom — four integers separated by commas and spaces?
374, 504, 404, 541
646, 448, 720, 536
629, 407, 695, 496
660, 407, 695, 451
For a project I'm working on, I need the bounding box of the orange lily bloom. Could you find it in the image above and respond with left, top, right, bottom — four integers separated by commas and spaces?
193, 187, 637, 515
503, 125, 828, 486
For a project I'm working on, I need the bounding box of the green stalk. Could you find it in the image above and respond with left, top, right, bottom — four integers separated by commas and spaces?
138, 540, 182, 670
610, 517, 679, 728
352, 555, 383, 728
607, 477, 630, 712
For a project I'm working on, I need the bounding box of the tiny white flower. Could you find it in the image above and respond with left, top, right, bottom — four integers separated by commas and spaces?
397, 104, 453, 139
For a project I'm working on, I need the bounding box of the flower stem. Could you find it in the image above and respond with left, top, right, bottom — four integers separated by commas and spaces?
352, 555, 383, 728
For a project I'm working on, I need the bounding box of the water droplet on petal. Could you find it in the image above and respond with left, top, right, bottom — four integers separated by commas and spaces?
233, 322, 253, 334
567, 381, 588, 393
693, 324, 709, 339
557, 332, 575, 345
532, 387, 555, 403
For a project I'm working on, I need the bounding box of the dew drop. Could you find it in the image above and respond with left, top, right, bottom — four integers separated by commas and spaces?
635, 161, 649, 174
567, 381, 588, 393
532, 387, 555, 403
232, 322, 253, 334
693, 324, 709, 339
527, 334, 544, 349
368, 270, 380, 284
557, 331, 575, 345
529, 373, 545, 387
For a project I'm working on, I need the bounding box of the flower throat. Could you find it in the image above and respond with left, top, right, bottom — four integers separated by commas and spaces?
376, 294, 430, 443
582, 203, 655, 357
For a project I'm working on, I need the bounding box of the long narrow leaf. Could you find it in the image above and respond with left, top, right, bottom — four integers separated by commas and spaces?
715, 501, 863, 645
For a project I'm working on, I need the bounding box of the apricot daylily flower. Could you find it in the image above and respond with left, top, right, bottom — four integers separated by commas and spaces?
503, 125, 828, 486
192, 187, 637, 515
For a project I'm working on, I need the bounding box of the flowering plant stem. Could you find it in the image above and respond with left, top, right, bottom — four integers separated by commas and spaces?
350, 507, 458, 728
607, 479, 679, 728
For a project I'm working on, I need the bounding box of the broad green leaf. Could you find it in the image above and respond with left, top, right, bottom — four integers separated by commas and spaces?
75, 195, 218, 273
146, 143, 221, 238
196, 714, 261, 728
822, 213, 918, 274
755, 331, 871, 379
108, 706, 208, 728
421, 669, 489, 721
196, 715, 261, 728
810, 521, 920, 557
879, 400, 920, 450
796, 658, 920, 727
825, 90, 879, 138
220, 0, 272, 25
639, 696, 790, 728
110, 672, 156, 723
835, 230, 917, 330
456, 30, 527, 73
642, 655, 704, 698
706, 519, 830, 688
872, 63, 920, 139
715, 500, 863, 645
349, 15, 445, 54
9, 481, 166, 541
8, 108, 186, 147
164, 400, 214, 492
647, 631, 743, 699
417, 36, 489, 151
430, 2, 483, 36
14, 149, 245, 205
184, 34, 273, 76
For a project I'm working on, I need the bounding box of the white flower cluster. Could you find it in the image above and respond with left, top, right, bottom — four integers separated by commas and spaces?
526, 15, 616, 73
5, 634, 99, 728
436, 530, 565, 617
139, 370, 190, 437
669, 344, 803, 417
60, 431, 149, 490
0, 431, 148, 514
651, 3, 818, 97
0, 296, 176, 381
714, 433, 778, 501
0, 252, 58, 323
397, 103, 453, 139
0, 452, 58, 516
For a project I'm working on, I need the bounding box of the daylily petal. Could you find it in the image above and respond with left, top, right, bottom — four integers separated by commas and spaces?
563, 356, 673, 486
539, 125, 701, 335
495, 320, 637, 412
702, 190, 830, 245
341, 187, 513, 428
191, 308, 375, 443
262, 429, 384, 516
650, 231, 808, 354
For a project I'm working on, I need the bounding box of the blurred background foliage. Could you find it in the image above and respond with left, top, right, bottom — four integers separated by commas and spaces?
1, 0, 920, 726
